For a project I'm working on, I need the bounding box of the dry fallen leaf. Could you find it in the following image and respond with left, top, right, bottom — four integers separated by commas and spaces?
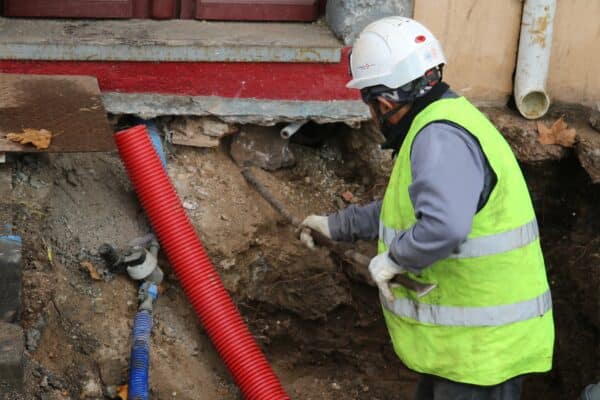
117, 384, 128, 400
537, 117, 577, 147
81, 261, 102, 281
6, 128, 52, 150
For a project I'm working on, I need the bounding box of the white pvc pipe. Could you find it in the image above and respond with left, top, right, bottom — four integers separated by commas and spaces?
280, 121, 306, 139
514, 0, 556, 119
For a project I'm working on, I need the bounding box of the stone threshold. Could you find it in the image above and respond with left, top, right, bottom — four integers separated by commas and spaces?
0, 18, 342, 63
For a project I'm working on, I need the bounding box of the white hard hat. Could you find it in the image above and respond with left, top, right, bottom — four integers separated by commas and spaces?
347, 17, 446, 91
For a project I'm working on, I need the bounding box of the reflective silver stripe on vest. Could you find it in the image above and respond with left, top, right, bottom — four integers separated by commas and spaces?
379, 219, 539, 258
378, 223, 407, 248
382, 290, 552, 327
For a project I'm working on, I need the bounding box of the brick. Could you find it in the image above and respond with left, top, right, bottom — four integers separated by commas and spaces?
0, 236, 22, 323
0, 322, 24, 393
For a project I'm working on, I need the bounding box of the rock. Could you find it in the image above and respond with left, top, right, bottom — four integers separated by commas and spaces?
29, 176, 45, 189
0, 164, 12, 199
590, 108, 600, 132
0, 322, 24, 392
65, 171, 79, 187
15, 170, 28, 183
201, 117, 239, 138
171, 131, 219, 148
486, 110, 568, 162
168, 116, 236, 148
105, 385, 118, 399
326, 0, 412, 45
26, 328, 41, 352
98, 358, 126, 387
47, 374, 66, 390
575, 125, 600, 184
218, 259, 236, 271
162, 325, 177, 339
0, 235, 22, 323
230, 126, 295, 171
182, 200, 198, 211
80, 375, 103, 399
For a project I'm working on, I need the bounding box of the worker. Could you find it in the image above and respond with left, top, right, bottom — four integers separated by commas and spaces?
301, 17, 554, 400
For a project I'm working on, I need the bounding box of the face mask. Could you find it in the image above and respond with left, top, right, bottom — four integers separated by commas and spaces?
377, 82, 451, 155
377, 104, 406, 141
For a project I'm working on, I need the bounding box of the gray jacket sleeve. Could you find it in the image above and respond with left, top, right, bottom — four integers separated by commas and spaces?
388, 123, 486, 272
328, 200, 382, 242
327, 123, 487, 273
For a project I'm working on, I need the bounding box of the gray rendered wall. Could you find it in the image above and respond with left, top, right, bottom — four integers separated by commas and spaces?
326, 0, 414, 46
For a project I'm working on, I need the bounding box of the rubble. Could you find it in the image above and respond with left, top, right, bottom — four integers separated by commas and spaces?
0, 232, 22, 323
0, 322, 24, 392
80, 373, 103, 399
486, 106, 600, 183
168, 116, 238, 148
230, 125, 296, 170
575, 125, 600, 183
590, 107, 600, 132
326, 0, 412, 45
486, 110, 568, 162
25, 327, 41, 351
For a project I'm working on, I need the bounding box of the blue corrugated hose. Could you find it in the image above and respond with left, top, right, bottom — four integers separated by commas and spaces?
129, 118, 167, 168
126, 121, 162, 400
128, 310, 152, 400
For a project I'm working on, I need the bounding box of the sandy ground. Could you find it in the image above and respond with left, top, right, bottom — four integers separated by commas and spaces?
1, 120, 598, 399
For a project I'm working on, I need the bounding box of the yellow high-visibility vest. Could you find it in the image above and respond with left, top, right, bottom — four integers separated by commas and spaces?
378, 96, 554, 385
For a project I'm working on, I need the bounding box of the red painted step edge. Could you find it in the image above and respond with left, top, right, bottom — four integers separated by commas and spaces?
0, 49, 359, 101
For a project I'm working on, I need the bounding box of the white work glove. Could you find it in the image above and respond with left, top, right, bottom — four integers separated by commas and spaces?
368, 251, 406, 302
300, 215, 332, 239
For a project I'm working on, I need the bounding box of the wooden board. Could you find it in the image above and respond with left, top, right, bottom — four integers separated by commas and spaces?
0, 74, 115, 153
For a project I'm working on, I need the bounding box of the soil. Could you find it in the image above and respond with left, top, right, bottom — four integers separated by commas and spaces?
1, 118, 597, 400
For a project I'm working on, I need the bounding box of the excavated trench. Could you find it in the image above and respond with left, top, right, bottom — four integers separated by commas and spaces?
4, 117, 598, 400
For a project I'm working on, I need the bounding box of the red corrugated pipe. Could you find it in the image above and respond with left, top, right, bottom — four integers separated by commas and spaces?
115, 125, 290, 400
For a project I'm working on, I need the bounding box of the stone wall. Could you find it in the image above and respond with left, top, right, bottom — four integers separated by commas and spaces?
326, 0, 413, 46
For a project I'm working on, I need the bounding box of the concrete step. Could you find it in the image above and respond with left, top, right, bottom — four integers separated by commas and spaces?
0, 18, 342, 63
